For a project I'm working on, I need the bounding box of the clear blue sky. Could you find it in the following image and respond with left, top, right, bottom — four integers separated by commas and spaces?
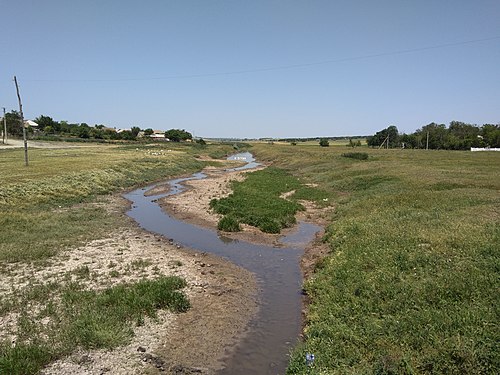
1, 0, 499, 138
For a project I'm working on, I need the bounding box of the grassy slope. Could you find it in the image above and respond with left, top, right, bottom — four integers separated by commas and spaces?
0, 142, 237, 373
0, 144, 235, 262
252, 144, 499, 374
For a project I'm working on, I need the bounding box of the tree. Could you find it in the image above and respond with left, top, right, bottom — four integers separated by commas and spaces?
481, 124, 500, 147
131, 126, 141, 137
77, 123, 90, 138
4, 111, 23, 137
367, 125, 400, 148
120, 130, 136, 140
34, 115, 59, 132
415, 123, 447, 149
144, 128, 154, 136
319, 138, 329, 147
164, 129, 193, 142
196, 138, 206, 145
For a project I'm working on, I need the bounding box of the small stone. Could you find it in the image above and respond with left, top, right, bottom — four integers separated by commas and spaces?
137, 346, 146, 352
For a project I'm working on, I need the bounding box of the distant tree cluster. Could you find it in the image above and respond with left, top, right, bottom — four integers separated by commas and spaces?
367, 122, 500, 150
3, 111, 23, 136
1, 111, 193, 143
164, 129, 193, 142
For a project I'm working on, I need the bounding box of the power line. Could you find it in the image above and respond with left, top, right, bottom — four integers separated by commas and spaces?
21, 35, 500, 83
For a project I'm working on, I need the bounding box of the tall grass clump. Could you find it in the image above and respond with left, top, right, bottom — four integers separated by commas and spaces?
0, 276, 189, 374
250, 144, 500, 374
341, 151, 368, 160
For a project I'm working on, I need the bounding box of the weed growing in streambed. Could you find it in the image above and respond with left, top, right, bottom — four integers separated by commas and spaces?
0, 276, 189, 374
210, 167, 329, 233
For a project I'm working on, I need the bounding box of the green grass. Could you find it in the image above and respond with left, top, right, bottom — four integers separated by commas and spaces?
342, 151, 369, 160
0, 142, 240, 373
250, 144, 499, 374
209, 167, 329, 233
0, 276, 189, 374
0, 144, 242, 263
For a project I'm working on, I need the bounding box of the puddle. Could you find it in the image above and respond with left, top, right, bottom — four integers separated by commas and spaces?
124, 153, 320, 375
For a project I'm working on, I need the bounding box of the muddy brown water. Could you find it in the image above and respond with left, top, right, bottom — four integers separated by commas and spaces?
124, 153, 320, 375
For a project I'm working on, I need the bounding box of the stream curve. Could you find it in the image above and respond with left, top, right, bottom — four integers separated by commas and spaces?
124, 153, 320, 375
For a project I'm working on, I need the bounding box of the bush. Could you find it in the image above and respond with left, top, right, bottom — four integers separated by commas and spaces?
342, 152, 368, 160
319, 138, 330, 147
217, 216, 241, 232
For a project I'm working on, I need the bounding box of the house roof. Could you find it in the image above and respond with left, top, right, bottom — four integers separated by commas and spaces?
24, 120, 38, 127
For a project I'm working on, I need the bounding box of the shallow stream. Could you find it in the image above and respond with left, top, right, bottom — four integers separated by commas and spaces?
124, 153, 320, 374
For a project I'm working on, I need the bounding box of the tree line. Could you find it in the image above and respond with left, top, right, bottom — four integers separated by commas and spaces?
1, 111, 192, 142
367, 122, 500, 150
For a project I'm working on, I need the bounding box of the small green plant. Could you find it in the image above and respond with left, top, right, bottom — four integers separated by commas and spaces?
319, 138, 330, 147
168, 260, 183, 267
341, 152, 368, 160
217, 216, 241, 232
130, 259, 152, 270
72, 265, 91, 279
109, 270, 120, 278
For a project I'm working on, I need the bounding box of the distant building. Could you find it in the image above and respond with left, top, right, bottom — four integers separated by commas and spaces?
24, 120, 38, 128
149, 130, 169, 140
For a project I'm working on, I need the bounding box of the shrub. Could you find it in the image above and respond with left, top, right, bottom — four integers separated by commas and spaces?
217, 216, 241, 232
341, 152, 368, 160
319, 138, 330, 147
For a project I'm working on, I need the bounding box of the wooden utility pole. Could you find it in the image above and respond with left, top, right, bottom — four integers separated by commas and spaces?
2, 107, 6, 144
14, 76, 28, 166
378, 135, 390, 149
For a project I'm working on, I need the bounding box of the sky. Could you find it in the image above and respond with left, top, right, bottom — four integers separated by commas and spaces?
1, 0, 499, 139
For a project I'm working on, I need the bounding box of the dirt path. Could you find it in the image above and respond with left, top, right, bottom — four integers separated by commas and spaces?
0, 139, 97, 149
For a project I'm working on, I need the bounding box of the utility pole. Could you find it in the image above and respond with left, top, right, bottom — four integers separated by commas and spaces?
14, 76, 28, 166
426, 131, 429, 150
2, 107, 6, 144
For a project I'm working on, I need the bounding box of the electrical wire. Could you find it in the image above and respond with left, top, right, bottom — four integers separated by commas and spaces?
22, 35, 500, 83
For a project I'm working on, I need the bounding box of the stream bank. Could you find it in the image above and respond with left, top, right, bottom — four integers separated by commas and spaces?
125, 153, 324, 374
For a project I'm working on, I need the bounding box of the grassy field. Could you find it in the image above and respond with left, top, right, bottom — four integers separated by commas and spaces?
250, 144, 499, 374
0, 142, 238, 373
